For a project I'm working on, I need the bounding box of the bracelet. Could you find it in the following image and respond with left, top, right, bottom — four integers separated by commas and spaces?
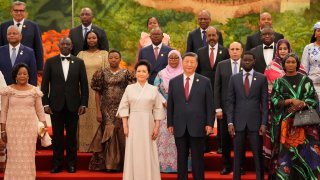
0, 131, 6, 134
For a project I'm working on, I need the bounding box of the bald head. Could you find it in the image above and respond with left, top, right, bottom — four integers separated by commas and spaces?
80, 7, 93, 26
206, 26, 218, 47
7, 25, 22, 46
229, 42, 243, 60
198, 10, 211, 30
259, 12, 272, 29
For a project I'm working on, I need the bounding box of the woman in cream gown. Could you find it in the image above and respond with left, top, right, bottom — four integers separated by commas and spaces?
117, 60, 165, 180
77, 30, 109, 152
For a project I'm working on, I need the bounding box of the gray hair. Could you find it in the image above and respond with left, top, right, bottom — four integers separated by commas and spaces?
12, 1, 26, 8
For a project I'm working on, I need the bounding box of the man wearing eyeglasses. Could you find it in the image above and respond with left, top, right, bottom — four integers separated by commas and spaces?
0, 1, 44, 74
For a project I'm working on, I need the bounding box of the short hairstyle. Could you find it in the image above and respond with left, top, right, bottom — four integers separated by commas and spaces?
150, 27, 163, 35
12, 63, 30, 83
109, 49, 122, 59
7, 25, 21, 35
243, 51, 256, 60
282, 53, 301, 72
199, 9, 211, 18
147, 17, 159, 27
12, 1, 26, 8
261, 25, 274, 33
135, 60, 151, 73
182, 52, 198, 61
83, 30, 102, 50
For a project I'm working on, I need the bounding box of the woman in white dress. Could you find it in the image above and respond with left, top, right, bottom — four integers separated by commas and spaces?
117, 60, 165, 180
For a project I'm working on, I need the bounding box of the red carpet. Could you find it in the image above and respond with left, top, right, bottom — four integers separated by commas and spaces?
0, 128, 268, 179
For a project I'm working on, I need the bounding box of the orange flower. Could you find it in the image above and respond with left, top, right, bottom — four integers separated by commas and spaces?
280, 118, 305, 148
313, 145, 320, 155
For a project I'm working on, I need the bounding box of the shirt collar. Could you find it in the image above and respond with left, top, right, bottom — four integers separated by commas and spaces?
82, 24, 92, 30
13, 19, 24, 26
152, 43, 162, 50
200, 28, 207, 32
183, 73, 195, 81
243, 69, 254, 76
209, 43, 218, 49
60, 54, 71, 58
231, 58, 241, 64
9, 43, 20, 50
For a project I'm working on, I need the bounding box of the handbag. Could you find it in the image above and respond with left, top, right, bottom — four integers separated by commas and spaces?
37, 121, 46, 138
41, 132, 52, 147
293, 108, 320, 127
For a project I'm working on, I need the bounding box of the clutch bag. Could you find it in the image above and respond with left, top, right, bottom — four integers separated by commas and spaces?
293, 109, 320, 127
38, 121, 46, 138
41, 132, 52, 147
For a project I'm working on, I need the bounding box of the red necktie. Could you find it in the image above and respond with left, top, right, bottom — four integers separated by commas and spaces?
244, 73, 250, 96
209, 47, 215, 68
185, 77, 190, 100
154, 47, 159, 60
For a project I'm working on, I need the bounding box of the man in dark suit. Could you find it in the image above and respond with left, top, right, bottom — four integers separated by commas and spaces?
250, 26, 276, 74
227, 51, 268, 180
0, 25, 37, 85
0, 1, 44, 72
214, 41, 243, 175
138, 27, 172, 84
41, 37, 89, 174
197, 26, 229, 153
167, 52, 214, 180
186, 9, 223, 53
245, 12, 284, 51
69, 7, 109, 56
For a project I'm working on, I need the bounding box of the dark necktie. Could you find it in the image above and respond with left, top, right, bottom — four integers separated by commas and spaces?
202, 30, 207, 47
244, 73, 250, 96
83, 27, 88, 38
185, 77, 190, 100
264, 45, 273, 49
16, 23, 21, 27
61, 56, 71, 61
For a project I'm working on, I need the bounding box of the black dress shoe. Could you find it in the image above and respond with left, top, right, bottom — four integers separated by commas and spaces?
220, 167, 231, 175
240, 167, 246, 175
217, 147, 222, 154
67, 166, 76, 173
50, 166, 62, 173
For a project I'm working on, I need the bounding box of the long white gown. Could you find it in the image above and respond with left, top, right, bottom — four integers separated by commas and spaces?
117, 83, 165, 180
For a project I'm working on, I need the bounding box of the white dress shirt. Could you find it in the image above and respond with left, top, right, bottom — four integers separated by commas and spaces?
263, 42, 274, 66
60, 54, 70, 81
152, 43, 163, 51
183, 73, 195, 94
208, 43, 218, 62
13, 19, 24, 32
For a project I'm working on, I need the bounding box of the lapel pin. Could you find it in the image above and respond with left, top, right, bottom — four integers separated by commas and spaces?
196, 79, 199, 82
161, 54, 163, 57
71, 61, 74, 63
293, 85, 296, 88
254, 77, 257, 80
219, 50, 222, 54
23, 25, 26, 28
20, 51, 23, 55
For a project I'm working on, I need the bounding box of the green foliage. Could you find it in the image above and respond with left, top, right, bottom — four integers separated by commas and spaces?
0, 0, 12, 23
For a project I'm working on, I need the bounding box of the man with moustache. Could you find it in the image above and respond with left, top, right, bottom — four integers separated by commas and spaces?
245, 12, 284, 51
69, 7, 109, 56
197, 26, 229, 153
186, 9, 223, 53
0, 25, 37, 85
227, 51, 268, 180
41, 37, 89, 173
0, 1, 44, 72
138, 27, 172, 84
167, 52, 214, 180
250, 26, 276, 74
214, 42, 244, 175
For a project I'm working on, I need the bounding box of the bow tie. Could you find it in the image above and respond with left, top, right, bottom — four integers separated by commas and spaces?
264, 45, 273, 49
61, 57, 71, 61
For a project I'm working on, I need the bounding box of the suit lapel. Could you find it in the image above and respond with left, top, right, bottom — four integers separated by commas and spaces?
66, 56, 76, 82
3, 46, 13, 68
178, 75, 187, 101
248, 72, 258, 97
202, 46, 212, 69
21, 20, 28, 37
259, 46, 267, 68
55, 56, 66, 81
224, 59, 232, 76
153, 46, 165, 70
14, 45, 24, 65
237, 72, 246, 97
188, 74, 200, 101
77, 26, 84, 43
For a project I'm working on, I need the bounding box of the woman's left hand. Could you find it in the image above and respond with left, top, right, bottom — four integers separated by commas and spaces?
151, 127, 159, 140
288, 100, 305, 113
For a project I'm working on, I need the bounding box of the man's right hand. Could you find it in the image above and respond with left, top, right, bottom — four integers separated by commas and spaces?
228, 124, 235, 138
216, 111, 223, 119
44, 106, 53, 114
167, 127, 174, 135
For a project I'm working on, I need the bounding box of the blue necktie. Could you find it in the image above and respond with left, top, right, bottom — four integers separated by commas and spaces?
11, 47, 17, 66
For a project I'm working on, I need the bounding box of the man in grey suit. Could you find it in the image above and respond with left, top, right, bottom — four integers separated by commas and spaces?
214, 42, 243, 175
69, 7, 109, 56
227, 51, 268, 180
167, 52, 214, 180
186, 9, 223, 53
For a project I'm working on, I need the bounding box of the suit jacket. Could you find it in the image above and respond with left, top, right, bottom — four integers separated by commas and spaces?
186, 27, 223, 53
196, 45, 230, 90
245, 31, 284, 51
0, 44, 37, 85
41, 55, 89, 112
0, 19, 44, 71
69, 24, 109, 56
138, 44, 172, 84
214, 59, 242, 111
250, 44, 276, 74
226, 71, 268, 131
167, 73, 214, 137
